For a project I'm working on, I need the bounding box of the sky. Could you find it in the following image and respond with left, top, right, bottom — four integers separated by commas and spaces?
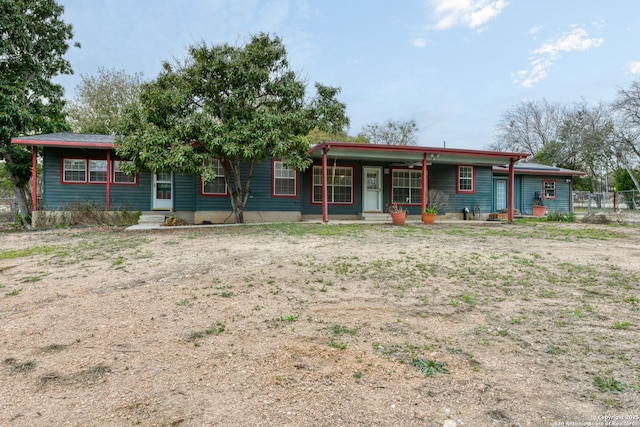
54, 0, 640, 150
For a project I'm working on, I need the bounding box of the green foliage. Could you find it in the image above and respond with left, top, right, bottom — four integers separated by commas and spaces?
305, 127, 368, 145
117, 33, 349, 223
66, 68, 144, 134
411, 358, 449, 376
546, 211, 576, 222
593, 376, 625, 393
614, 167, 640, 192
0, 0, 77, 221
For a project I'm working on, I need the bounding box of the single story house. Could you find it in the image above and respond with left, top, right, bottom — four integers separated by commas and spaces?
11, 133, 583, 225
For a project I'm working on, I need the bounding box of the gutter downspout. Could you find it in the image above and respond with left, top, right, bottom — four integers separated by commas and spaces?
421, 153, 427, 215
322, 147, 329, 222
31, 146, 37, 212
508, 158, 515, 223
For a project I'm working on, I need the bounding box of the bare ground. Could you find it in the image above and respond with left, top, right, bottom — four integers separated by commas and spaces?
1, 221, 639, 427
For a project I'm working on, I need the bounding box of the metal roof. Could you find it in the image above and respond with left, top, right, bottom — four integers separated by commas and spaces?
493, 161, 585, 176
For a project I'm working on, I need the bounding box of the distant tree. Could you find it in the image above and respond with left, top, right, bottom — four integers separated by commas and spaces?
66, 68, 144, 134
117, 33, 349, 223
558, 100, 615, 192
490, 99, 565, 156
0, 0, 76, 225
611, 79, 640, 160
361, 119, 418, 145
305, 127, 369, 146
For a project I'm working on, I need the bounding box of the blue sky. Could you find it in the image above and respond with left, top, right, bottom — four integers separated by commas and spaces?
55, 0, 640, 150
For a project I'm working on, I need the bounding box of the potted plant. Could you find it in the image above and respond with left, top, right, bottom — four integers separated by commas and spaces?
387, 203, 407, 225
422, 189, 449, 224
422, 204, 438, 224
532, 194, 546, 217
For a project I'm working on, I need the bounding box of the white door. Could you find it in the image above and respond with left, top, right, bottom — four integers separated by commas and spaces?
495, 179, 507, 211
153, 173, 173, 210
363, 167, 383, 212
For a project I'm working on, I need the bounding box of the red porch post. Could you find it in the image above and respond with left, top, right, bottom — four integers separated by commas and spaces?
322, 148, 328, 223
421, 153, 427, 215
31, 146, 37, 212
508, 158, 515, 223
106, 150, 111, 211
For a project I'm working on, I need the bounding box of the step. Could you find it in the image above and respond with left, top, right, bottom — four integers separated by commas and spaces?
137, 214, 167, 224
361, 213, 389, 221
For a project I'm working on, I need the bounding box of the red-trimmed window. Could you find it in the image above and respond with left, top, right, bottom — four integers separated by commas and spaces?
113, 161, 137, 184
63, 158, 139, 184
89, 160, 107, 183
202, 159, 227, 195
312, 165, 353, 204
272, 160, 297, 197
543, 180, 556, 199
63, 159, 87, 182
457, 165, 475, 194
391, 169, 422, 204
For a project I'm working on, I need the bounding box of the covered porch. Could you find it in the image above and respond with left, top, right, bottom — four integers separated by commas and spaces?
308, 142, 530, 223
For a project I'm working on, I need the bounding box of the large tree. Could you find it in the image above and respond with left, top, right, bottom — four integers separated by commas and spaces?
0, 0, 76, 224
612, 79, 640, 160
66, 67, 144, 134
116, 33, 349, 223
490, 99, 565, 155
360, 119, 418, 145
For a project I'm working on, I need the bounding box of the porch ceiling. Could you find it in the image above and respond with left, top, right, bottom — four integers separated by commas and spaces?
309, 142, 529, 166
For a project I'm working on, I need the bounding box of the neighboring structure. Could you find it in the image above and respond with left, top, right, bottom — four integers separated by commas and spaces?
11, 133, 580, 225
493, 161, 586, 215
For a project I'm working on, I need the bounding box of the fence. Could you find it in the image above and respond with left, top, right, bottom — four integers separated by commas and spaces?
0, 197, 17, 223
573, 190, 640, 211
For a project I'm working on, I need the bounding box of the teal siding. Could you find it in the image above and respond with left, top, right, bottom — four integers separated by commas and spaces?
521, 175, 571, 214
428, 165, 494, 215
42, 147, 150, 211
301, 161, 363, 216
192, 159, 302, 212
174, 174, 196, 211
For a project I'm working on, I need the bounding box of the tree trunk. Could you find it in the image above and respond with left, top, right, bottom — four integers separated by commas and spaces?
2, 151, 32, 228
11, 181, 31, 227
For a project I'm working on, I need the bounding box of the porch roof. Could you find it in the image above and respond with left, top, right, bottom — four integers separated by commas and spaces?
11, 132, 115, 149
309, 142, 529, 166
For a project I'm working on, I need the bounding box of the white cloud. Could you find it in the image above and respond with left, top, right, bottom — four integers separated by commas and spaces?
629, 61, 640, 74
529, 25, 542, 35
410, 37, 430, 47
533, 28, 603, 58
514, 28, 603, 88
429, 0, 509, 31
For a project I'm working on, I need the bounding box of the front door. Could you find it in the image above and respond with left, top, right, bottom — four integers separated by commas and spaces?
153, 172, 173, 210
494, 179, 507, 211
363, 167, 383, 212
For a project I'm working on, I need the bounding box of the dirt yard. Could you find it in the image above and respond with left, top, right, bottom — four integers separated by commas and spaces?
1, 220, 639, 426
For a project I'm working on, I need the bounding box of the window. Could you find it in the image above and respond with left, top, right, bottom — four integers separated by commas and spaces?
89, 160, 107, 182
273, 160, 297, 196
457, 165, 475, 193
543, 180, 556, 199
391, 169, 422, 204
113, 161, 136, 184
63, 159, 86, 182
312, 165, 353, 204
63, 158, 139, 185
202, 159, 227, 195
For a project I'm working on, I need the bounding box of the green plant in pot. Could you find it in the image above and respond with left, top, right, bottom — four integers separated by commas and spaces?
422, 204, 438, 224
